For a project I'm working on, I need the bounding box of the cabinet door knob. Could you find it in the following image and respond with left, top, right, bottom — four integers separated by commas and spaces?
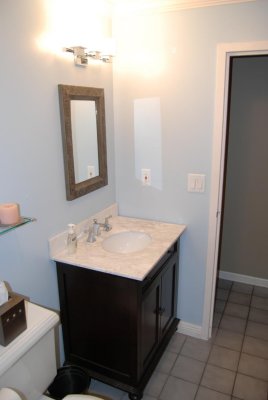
158, 307, 165, 316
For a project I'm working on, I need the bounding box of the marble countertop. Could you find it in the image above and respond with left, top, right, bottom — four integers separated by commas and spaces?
51, 216, 186, 281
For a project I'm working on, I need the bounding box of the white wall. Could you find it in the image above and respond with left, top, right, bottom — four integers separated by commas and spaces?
0, 0, 115, 311
113, 0, 268, 327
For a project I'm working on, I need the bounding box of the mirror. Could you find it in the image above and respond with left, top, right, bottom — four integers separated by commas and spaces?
58, 85, 108, 200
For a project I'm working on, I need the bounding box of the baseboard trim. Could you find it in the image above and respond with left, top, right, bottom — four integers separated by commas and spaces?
177, 320, 204, 339
219, 270, 268, 288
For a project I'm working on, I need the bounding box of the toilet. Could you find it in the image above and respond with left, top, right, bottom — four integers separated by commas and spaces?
0, 301, 103, 400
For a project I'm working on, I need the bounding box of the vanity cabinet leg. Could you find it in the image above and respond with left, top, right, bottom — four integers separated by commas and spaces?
128, 393, 143, 400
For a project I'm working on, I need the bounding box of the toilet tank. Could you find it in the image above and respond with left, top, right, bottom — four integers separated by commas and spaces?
0, 301, 59, 400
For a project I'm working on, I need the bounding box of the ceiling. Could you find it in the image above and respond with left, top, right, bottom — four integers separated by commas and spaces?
109, 0, 256, 14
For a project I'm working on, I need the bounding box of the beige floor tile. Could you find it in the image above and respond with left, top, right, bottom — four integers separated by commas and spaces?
253, 286, 268, 298
219, 315, 247, 334
213, 312, 222, 328
215, 299, 226, 313
224, 302, 249, 319
141, 396, 157, 400
238, 353, 268, 381
196, 386, 231, 400
251, 295, 268, 311
90, 380, 125, 399
228, 292, 251, 306
246, 320, 268, 341
216, 288, 230, 301
201, 364, 236, 395
122, 395, 157, 400
181, 336, 212, 362
144, 371, 168, 397
249, 307, 268, 324
156, 351, 177, 374
208, 345, 240, 371
211, 327, 219, 340
159, 376, 198, 400
121, 395, 156, 400
242, 335, 268, 359
233, 373, 268, 400
171, 355, 205, 384
166, 332, 186, 353
214, 329, 244, 351
217, 279, 232, 290
231, 282, 253, 295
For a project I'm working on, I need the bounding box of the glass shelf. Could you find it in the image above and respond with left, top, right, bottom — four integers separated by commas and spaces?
0, 217, 36, 236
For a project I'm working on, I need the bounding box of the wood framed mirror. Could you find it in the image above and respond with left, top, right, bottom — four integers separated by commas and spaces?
58, 84, 108, 200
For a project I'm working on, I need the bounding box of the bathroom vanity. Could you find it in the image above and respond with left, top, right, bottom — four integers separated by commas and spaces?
52, 215, 185, 400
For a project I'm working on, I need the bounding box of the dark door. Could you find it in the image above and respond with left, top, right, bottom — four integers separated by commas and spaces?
159, 255, 178, 338
141, 277, 160, 370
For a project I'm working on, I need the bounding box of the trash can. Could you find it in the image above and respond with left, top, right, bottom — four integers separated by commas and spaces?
47, 365, 91, 399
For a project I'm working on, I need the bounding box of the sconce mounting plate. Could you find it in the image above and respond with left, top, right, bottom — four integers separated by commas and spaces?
65, 46, 113, 66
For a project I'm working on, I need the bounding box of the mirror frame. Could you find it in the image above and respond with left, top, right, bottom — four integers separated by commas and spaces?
58, 84, 108, 200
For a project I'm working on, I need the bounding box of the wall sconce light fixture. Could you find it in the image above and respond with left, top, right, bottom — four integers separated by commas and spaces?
65, 46, 113, 66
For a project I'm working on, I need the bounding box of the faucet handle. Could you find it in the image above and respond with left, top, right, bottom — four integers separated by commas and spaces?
104, 215, 112, 225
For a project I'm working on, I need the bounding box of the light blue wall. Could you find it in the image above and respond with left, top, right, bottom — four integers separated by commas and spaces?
113, 0, 268, 326
1, 0, 268, 333
0, 0, 115, 311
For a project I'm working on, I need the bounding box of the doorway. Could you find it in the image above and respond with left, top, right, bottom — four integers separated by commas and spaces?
203, 41, 268, 340
218, 55, 268, 284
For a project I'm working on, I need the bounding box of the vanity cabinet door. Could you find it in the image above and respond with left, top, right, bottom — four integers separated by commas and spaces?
159, 253, 178, 338
141, 276, 160, 370
140, 249, 178, 373
56, 263, 139, 384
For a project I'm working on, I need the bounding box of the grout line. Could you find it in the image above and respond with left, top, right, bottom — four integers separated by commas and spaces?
193, 280, 268, 399
217, 280, 240, 398
230, 282, 252, 397
192, 325, 218, 399
234, 371, 268, 385
244, 332, 268, 343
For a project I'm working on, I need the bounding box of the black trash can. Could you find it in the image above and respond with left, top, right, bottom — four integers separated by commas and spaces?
47, 365, 91, 399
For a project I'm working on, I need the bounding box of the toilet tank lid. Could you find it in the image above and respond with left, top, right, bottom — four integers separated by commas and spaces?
0, 301, 59, 376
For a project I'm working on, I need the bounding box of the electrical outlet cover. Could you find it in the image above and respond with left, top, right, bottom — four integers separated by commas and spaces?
141, 169, 151, 186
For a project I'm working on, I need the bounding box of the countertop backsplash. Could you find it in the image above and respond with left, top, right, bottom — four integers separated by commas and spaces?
49, 203, 118, 258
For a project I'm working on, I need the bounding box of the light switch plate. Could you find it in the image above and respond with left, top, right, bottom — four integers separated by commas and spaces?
187, 174, 205, 193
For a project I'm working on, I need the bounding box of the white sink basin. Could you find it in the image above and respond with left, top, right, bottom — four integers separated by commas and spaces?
102, 231, 152, 254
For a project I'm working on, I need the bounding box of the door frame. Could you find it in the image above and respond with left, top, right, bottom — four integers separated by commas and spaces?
202, 41, 268, 339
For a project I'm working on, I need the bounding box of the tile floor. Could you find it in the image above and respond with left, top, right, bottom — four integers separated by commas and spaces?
85, 279, 268, 400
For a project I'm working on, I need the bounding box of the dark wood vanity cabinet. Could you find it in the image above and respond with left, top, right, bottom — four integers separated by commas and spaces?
56, 239, 180, 400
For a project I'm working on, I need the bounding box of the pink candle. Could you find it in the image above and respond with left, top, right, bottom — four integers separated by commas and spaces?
0, 203, 21, 225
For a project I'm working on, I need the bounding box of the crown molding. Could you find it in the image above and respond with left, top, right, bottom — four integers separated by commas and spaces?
111, 0, 256, 15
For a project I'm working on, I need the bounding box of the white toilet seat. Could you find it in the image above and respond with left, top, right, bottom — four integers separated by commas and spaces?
64, 395, 104, 400
0, 387, 105, 400
0, 388, 22, 400
0, 388, 105, 400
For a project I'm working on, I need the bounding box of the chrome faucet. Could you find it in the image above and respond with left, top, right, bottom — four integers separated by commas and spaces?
87, 219, 100, 242
95, 215, 112, 232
